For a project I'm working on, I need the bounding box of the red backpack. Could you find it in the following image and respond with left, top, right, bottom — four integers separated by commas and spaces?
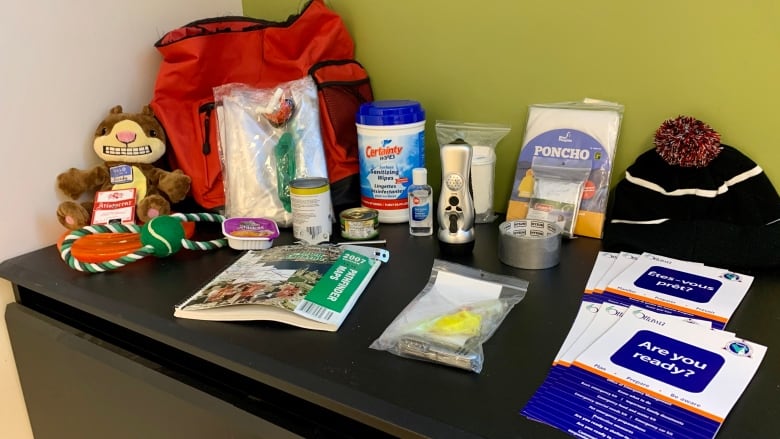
309, 59, 373, 213
150, 0, 365, 211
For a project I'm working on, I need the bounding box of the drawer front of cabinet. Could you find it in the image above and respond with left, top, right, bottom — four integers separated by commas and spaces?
5, 303, 302, 439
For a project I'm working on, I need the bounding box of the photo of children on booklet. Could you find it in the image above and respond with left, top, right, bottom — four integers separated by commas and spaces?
173, 244, 385, 331
183, 264, 329, 312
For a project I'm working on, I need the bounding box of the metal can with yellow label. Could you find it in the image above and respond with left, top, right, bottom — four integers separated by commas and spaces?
339, 207, 379, 240
290, 177, 332, 244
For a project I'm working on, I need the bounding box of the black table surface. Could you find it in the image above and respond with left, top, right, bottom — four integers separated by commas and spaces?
1, 221, 778, 438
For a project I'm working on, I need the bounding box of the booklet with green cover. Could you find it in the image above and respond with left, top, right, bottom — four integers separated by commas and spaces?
174, 244, 387, 331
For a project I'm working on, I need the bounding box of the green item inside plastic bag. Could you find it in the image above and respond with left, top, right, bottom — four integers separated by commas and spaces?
275, 131, 296, 212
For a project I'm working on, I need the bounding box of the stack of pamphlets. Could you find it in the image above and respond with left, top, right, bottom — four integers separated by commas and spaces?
521, 251, 766, 438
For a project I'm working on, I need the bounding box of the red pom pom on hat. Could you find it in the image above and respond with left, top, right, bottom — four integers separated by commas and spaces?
653, 115, 722, 167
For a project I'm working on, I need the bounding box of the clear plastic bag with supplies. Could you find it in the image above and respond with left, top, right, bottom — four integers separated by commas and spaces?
370, 259, 528, 373
435, 120, 511, 223
214, 76, 328, 227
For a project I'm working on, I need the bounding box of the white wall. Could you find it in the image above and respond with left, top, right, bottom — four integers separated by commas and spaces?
0, 0, 242, 436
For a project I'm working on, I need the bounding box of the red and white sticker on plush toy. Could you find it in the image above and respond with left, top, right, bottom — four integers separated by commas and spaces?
90, 189, 137, 226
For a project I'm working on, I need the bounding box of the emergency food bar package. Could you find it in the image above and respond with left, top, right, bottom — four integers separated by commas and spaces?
506, 99, 624, 238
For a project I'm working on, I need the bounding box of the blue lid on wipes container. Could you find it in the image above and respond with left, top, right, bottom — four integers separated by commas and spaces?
356, 100, 426, 126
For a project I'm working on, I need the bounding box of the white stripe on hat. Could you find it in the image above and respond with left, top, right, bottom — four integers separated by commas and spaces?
610, 218, 669, 225
625, 165, 764, 198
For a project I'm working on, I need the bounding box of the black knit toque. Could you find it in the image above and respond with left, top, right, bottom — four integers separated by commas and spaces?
603, 116, 780, 270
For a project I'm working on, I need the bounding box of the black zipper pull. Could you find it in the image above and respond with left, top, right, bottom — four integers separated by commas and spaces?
199, 102, 215, 155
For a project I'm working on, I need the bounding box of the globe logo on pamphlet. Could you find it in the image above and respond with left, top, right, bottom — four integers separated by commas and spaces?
721, 272, 742, 282
725, 341, 752, 357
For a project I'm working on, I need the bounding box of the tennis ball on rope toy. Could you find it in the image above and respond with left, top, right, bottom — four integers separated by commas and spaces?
141, 215, 186, 257
59, 212, 228, 273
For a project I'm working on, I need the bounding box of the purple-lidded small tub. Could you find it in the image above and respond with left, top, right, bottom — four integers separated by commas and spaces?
222, 217, 280, 250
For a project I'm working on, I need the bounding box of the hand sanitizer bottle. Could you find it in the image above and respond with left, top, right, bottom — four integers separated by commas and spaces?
408, 167, 433, 236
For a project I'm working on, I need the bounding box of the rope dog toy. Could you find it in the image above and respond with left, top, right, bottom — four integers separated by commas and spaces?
59, 213, 228, 273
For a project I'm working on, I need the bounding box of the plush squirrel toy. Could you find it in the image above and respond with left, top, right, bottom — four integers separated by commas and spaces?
56, 105, 191, 230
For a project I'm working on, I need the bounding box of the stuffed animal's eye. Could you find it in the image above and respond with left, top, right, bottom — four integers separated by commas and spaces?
101, 127, 108, 135
149, 129, 157, 137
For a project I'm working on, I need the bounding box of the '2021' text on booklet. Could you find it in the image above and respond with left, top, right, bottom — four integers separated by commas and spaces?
174, 244, 388, 331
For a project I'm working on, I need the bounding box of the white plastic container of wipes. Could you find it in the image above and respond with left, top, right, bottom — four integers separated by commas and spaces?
356, 100, 426, 223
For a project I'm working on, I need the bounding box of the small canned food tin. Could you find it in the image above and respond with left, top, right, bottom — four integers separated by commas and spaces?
340, 207, 379, 240
290, 177, 332, 244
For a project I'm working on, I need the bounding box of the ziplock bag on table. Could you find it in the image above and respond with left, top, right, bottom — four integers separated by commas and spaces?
370, 260, 528, 373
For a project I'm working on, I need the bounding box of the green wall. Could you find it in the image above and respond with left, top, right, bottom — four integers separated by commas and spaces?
244, 0, 780, 213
